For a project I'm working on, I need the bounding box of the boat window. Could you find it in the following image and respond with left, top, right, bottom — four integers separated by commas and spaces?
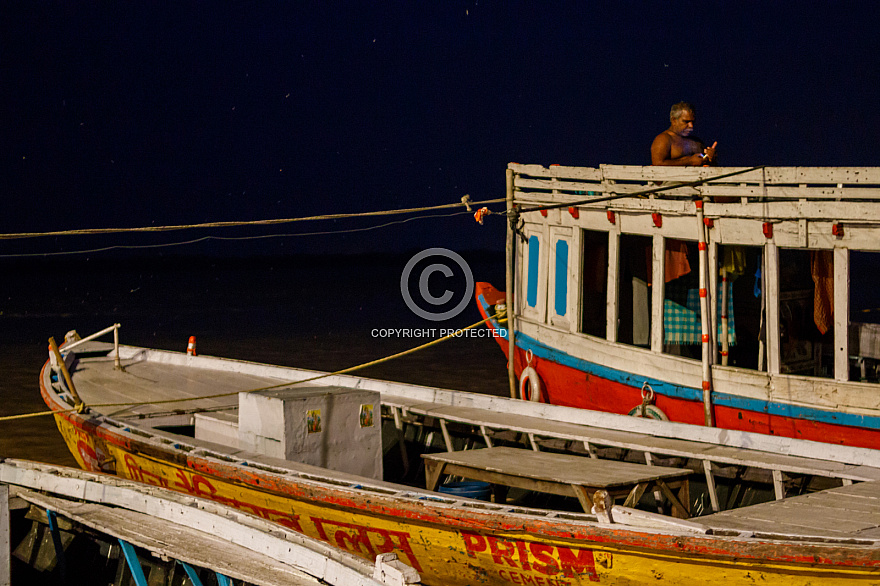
580, 229, 607, 338
778, 248, 834, 379
717, 245, 763, 370
662, 239, 701, 360
850, 251, 880, 383
616, 234, 652, 347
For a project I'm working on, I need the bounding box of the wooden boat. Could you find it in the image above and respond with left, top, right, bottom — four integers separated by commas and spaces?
478, 164, 880, 449
37, 330, 880, 585
1, 458, 419, 586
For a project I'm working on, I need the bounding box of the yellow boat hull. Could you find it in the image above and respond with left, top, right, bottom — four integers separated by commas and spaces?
54, 413, 880, 586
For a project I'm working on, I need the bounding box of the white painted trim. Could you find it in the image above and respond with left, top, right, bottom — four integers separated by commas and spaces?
651, 235, 665, 353
520, 224, 549, 324
834, 247, 850, 381
708, 241, 718, 363
765, 243, 782, 375
0, 485, 8, 586
606, 230, 620, 342
568, 228, 583, 334
547, 226, 572, 330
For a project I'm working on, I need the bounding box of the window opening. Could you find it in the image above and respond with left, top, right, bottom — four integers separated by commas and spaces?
580, 229, 607, 337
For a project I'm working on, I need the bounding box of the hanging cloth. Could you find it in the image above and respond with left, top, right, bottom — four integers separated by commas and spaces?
810, 250, 834, 335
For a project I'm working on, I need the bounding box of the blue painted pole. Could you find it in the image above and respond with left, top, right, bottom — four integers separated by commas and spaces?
45, 509, 67, 585
117, 539, 149, 586
178, 561, 205, 586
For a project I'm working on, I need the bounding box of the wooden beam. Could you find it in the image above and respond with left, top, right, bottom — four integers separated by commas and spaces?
606, 230, 620, 342
479, 426, 493, 448
506, 168, 517, 399
708, 241, 718, 363
583, 441, 599, 459
569, 227, 583, 334
651, 234, 666, 353
772, 469, 786, 500
703, 460, 721, 513
528, 433, 540, 451
764, 243, 782, 374
1, 485, 9, 586
834, 247, 850, 381
439, 419, 454, 452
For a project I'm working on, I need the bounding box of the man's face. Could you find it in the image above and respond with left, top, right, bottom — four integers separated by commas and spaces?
670, 111, 695, 136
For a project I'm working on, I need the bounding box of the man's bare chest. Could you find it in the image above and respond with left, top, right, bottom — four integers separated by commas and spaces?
669, 136, 702, 158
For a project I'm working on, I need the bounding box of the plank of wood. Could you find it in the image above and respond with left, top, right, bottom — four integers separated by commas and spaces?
18, 492, 323, 586
384, 399, 880, 480
1, 485, 9, 586
834, 247, 850, 381
73, 357, 283, 417
701, 481, 880, 539
422, 447, 690, 488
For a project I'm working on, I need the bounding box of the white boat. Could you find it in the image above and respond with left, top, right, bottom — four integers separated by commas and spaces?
478, 164, 880, 448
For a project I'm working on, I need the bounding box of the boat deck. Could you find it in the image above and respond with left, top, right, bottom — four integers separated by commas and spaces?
69, 347, 284, 421
699, 480, 880, 540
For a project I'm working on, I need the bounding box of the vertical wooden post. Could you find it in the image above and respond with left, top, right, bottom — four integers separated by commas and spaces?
720, 267, 729, 366
606, 230, 620, 342
695, 201, 714, 427
113, 323, 122, 370
48, 338, 84, 410
506, 168, 518, 399
651, 234, 665, 353
834, 247, 850, 381
708, 242, 719, 364
1, 485, 9, 586
765, 243, 781, 375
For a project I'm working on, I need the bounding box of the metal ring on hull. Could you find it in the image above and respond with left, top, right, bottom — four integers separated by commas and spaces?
628, 382, 670, 420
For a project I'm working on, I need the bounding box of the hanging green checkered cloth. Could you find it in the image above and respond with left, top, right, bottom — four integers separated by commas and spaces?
663, 282, 736, 345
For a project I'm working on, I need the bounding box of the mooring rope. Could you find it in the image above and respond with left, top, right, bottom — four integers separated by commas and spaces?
0, 210, 477, 258
0, 311, 502, 422
0, 197, 507, 240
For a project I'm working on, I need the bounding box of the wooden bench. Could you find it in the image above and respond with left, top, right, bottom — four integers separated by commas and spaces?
422, 446, 692, 518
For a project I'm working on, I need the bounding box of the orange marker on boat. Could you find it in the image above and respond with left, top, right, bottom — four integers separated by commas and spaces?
187, 336, 197, 356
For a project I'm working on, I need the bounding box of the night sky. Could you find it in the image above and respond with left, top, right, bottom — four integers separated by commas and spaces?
4, 2, 880, 256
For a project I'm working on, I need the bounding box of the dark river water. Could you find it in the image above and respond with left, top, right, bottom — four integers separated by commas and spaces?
0, 253, 510, 466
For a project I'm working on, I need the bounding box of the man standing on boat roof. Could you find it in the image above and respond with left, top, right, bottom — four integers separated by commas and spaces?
651, 102, 718, 166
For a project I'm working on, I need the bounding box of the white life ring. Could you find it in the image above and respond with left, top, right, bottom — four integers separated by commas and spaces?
519, 366, 543, 402
627, 404, 669, 421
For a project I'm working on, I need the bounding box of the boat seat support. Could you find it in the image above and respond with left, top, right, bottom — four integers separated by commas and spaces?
772, 469, 786, 500
118, 539, 149, 586
179, 562, 205, 586
46, 509, 68, 585
1, 486, 9, 586
703, 460, 721, 513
